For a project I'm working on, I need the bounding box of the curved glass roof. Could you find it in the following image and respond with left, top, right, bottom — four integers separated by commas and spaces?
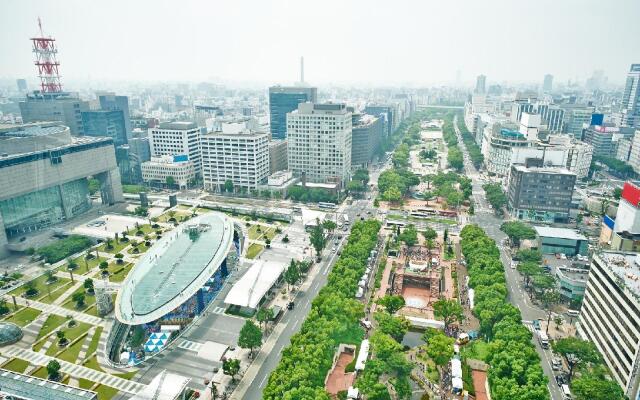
116, 212, 234, 325
0, 322, 23, 345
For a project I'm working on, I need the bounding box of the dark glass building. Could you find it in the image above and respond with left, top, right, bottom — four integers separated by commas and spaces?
269, 86, 317, 139
99, 94, 132, 136
81, 110, 128, 147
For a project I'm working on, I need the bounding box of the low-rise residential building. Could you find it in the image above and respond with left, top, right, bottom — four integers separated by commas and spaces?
141, 155, 195, 189
578, 251, 640, 399
507, 162, 576, 223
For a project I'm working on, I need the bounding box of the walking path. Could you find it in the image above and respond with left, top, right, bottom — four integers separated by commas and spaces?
17, 313, 48, 348
2, 346, 146, 395
12, 296, 103, 326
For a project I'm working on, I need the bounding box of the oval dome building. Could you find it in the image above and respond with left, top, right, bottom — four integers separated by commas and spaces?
110, 212, 241, 365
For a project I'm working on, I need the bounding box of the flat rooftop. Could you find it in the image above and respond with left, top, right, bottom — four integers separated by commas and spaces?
534, 226, 587, 241
116, 212, 234, 325
0, 368, 97, 400
597, 251, 640, 296
224, 260, 286, 309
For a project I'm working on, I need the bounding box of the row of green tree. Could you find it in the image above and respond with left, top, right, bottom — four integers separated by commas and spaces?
457, 119, 484, 169
424, 171, 472, 207
287, 186, 338, 203
460, 225, 549, 400
592, 155, 636, 179
263, 220, 382, 399
483, 183, 507, 215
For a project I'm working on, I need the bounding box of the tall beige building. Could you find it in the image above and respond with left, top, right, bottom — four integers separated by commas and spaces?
286, 103, 352, 185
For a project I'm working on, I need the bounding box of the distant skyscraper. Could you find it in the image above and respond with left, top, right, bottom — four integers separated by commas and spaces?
99, 94, 132, 136
621, 64, 640, 128
543, 74, 553, 93
268, 86, 317, 139
16, 79, 27, 93
81, 110, 128, 147
475, 75, 486, 94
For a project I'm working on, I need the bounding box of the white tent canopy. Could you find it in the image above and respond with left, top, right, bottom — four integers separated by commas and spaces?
451, 358, 463, 378
224, 260, 286, 309
355, 339, 370, 371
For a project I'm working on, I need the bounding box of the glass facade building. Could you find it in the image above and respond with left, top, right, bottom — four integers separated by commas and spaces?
0, 178, 90, 238
82, 110, 128, 147
268, 86, 317, 139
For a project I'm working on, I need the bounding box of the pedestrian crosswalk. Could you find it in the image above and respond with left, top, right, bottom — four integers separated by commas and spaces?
210, 306, 226, 315
522, 320, 538, 334
178, 339, 202, 352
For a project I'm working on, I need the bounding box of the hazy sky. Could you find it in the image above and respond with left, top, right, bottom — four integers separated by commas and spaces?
1, 0, 639, 86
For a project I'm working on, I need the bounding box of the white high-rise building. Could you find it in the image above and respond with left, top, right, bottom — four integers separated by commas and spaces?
148, 122, 202, 173
621, 64, 640, 128
200, 121, 269, 192
578, 251, 640, 400
287, 103, 352, 185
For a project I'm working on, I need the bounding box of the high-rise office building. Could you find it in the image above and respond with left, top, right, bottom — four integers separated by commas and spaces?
475, 74, 486, 94
543, 74, 553, 93
268, 86, 317, 139
148, 122, 201, 174
16, 79, 27, 93
269, 139, 288, 174
194, 105, 223, 127
19, 91, 90, 135
351, 114, 383, 168
98, 94, 132, 136
200, 124, 269, 192
365, 104, 395, 137
621, 64, 640, 128
81, 110, 128, 147
507, 161, 576, 223
0, 122, 122, 258
287, 103, 352, 185
561, 104, 594, 138
582, 126, 615, 157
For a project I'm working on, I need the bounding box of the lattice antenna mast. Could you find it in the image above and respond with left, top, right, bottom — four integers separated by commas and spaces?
30, 17, 63, 93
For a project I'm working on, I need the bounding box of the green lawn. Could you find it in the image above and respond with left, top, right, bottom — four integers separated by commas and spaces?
128, 224, 155, 236
86, 326, 103, 357
56, 332, 88, 362
2, 358, 30, 373
30, 366, 48, 379
247, 225, 262, 240
79, 378, 120, 400
97, 240, 129, 254
83, 355, 104, 372
3, 307, 42, 327
157, 211, 190, 224
461, 339, 490, 362
37, 279, 74, 304
10, 275, 71, 302
35, 314, 68, 342
109, 263, 133, 283
127, 244, 149, 255
246, 243, 264, 259
58, 254, 103, 275
61, 287, 96, 312
44, 321, 91, 356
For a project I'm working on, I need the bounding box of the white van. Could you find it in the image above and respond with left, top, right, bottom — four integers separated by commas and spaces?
538, 331, 549, 349
567, 309, 580, 318
561, 384, 572, 399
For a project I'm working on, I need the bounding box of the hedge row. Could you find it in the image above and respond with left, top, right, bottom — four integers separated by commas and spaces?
460, 225, 549, 400
263, 220, 381, 399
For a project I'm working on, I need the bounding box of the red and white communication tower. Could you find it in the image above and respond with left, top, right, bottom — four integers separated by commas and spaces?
30, 18, 63, 93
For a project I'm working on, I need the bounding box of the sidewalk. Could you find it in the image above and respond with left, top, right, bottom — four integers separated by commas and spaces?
12, 296, 104, 326
2, 346, 145, 395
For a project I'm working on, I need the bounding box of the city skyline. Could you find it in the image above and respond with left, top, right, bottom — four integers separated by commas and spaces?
1, 0, 639, 86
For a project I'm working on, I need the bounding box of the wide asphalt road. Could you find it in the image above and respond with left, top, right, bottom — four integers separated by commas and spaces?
453, 116, 563, 400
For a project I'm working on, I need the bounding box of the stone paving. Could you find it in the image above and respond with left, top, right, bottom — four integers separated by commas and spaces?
2, 346, 145, 395
12, 296, 103, 326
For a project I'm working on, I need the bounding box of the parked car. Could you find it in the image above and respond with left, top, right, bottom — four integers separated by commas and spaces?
287, 301, 295, 310
532, 319, 541, 330
552, 358, 562, 371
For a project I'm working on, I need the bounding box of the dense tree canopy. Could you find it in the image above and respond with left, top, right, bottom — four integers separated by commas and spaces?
483, 183, 507, 214
461, 224, 549, 400
263, 220, 381, 399
500, 221, 536, 247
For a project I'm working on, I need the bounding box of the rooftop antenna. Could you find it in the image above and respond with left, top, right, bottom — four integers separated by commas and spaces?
30, 17, 63, 93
